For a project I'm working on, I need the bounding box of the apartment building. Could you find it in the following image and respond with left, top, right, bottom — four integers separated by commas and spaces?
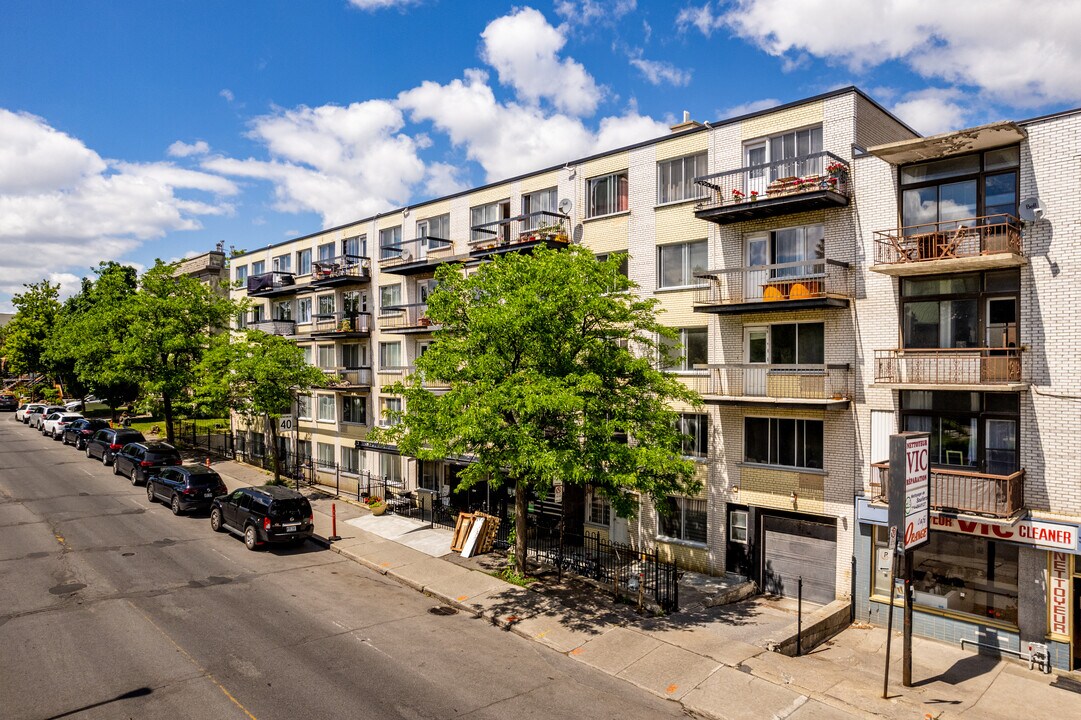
230, 88, 1081, 669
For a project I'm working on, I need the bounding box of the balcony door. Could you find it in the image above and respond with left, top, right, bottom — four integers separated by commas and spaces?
415, 219, 430, 260
744, 327, 768, 396
745, 142, 767, 197
745, 234, 768, 301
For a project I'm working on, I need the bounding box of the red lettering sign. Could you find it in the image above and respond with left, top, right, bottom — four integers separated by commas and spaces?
1049, 552, 1071, 637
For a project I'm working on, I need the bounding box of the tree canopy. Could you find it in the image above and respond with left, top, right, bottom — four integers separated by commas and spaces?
2, 280, 61, 378
370, 245, 702, 574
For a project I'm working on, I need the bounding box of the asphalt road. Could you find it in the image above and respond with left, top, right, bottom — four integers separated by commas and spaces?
0, 416, 690, 720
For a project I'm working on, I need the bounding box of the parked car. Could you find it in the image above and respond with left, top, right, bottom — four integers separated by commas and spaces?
62, 418, 111, 449
210, 485, 313, 550
29, 406, 65, 430
64, 399, 85, 412
112, 441, 182, 485
14, 403, 32, 420
42, 412, 83, 439
25, 405, 54, 428
146, 466, 228, 515
85, 427, 146, 465
0, 394, 18, 412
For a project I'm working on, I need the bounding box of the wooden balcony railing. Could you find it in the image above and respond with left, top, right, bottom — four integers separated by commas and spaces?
874, 348, 1022, 386
694, 258, 851, 307
703, 364, 851, 400
873, 214, 1022, 266
870, 462, 1024, 518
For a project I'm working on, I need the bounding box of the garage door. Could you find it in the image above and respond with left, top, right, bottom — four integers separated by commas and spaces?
762, 515, 837, 605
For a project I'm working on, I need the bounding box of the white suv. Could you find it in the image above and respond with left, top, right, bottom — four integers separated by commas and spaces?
42, 412, 84, 439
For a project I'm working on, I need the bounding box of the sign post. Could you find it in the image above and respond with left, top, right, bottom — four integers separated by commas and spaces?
886, 432, 930, 690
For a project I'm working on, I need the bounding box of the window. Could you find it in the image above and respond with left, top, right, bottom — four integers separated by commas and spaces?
380, 452, 403, 486
317, 242, 335, 261
317, 294, 335, 317
251, 305, 265, 323
341, 447, 360, 475
661, 328, 707, 372
587, 171, 628, 217
342, 395, 367, 425
744, 417, 823, 469
235, 264, 248, 284
658, 240, 707, 289
343, 291, 363, 314
729, 510, 749, 544
420, 214, 450, 242
250, 432, 265, 458
901, 390, 1019, 475
768, 323, 824, 365
596, 252, 630, 280
297, 440, 312, 462
235, 312, 248, 330
901, 270, 1017, 351
470, 201, 509, 242
273, 300, 292, 321
587, 489, 611, 526
272, 254, 291, 273
379, 284, 402, 311
657, 152, 707, 204
317, 395, 336, 422
251, 260, 265, 276
523, 188, 558, 230
296, 297, 311, 323
657, 497, 707, 544
381, 397, 402, 427
302, 345, 313, 366
296, 395, 312, 420
296, 249, 312, 276
316, 442, 335, 468
343, 234, 365, 259
900, 147, 1019, 231
768, 126, 822, 179
342, 343, 366, 368
317, 345, 335, 369
379, 341, 402, 369
677, 413, 708, 458
379, 226, 402, 260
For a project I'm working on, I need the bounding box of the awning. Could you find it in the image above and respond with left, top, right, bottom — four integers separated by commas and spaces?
867, 121, 1027, 165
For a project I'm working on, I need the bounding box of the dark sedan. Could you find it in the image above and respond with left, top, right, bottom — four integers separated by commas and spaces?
62, 418, 111, 449
85, 427, 146, 465
112, 441, 182, 485
146, 466, 228, 515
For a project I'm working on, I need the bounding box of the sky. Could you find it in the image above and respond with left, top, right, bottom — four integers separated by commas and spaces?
1, 0, 1079, 311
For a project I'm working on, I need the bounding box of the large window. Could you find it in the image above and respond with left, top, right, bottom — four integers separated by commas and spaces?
381, 398, 402, 427
342, 343, 366, 368
317, 294, 335, 316
658, 240, 707, 289
657, 152, 707, 204
677, 413, 708, 458
342, 395, 367, 425
317, 344, 335, 369
901, 391, 1019, 475
379, 226, 402, 260
296, 395, 312, 420
343, 234, 365, 259
746, 224, 824, 279
587, 171, 628, 217
379, 341, 402, 369
317, 395, 336, 422
470, 201, 508, 242
341, 447, 360, 475
901, 147, 1019, 231
747, 126, 822, 181
250, 260, 265, 276
901, 270, 1018, 350
272, 254, 291, 273
744, 417, 823, 470
379, 284, 402, 311
418, 214, 450, 249
317, 242, 335, 261
273, 300, 292, 321
296, 297, 311, 324
661, 328, 707, 371
768, 323, 824, 364
523, 188, 558, 230
296, 249, 311, 276
381, 452, 403, 486
657, 497, 707, 544
235, 264, 248, 284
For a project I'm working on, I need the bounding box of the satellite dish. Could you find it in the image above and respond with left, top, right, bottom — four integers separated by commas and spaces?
557, 198, 573, 215
400, 249, 412, 261
1019, 197, 1043, 223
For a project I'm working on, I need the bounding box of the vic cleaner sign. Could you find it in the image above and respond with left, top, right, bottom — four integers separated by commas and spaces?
888, 433, 930, 552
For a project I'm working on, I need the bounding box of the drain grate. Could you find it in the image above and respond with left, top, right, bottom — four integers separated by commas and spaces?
428, 606, 458, 616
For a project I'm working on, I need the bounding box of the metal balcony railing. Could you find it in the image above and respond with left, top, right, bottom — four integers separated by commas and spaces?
694, 258, 851, 307
247, 271, 297, 294
703, 364, 851, 400
310, 311, 372, 335
378, 302, 435, 331
405, 366, 451, 391
693, 152, 850, 210
469, 211, 569, 250
874, 348, 1022, 386
870, 462, 1024, 518
873, 214, 1022, 266
378, 236, 452, 268
249, 319, 296, 336
311, 254, 370, 283
326, 366, 372, 388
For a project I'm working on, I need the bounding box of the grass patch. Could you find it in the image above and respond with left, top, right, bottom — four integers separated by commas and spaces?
127, 417, 230, 437
493, 567, 537, 587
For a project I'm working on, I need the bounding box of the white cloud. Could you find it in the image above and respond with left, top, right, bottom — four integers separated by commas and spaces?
480, 7, 602, 116
889, 88, 971, 136
707, 0, 1081, 107
0, 109, 237, 298
422, 162, 469, 199
627, 52, 691, 86
555, 0, 637, 29
717, 97, 781, 119
675, 3, 723, 37
219, 88, 235, 103
167, 140, 210, 157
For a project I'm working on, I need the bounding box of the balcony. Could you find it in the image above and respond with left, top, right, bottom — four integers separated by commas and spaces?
249, 319, 296, 336
377, 303, 437, 333
870, 463, 1024, 519
693, 259, 851, 314
700, 364, 851, 406
406, 365, 450, 392
376, 367, 405, 394
319, 366, 372, 389
873, 348, 1024, 390
379, 236, 453, 276
693, 152, 850, 225
310, 255, 370, 287
247, 271, 302, 298
871, 214, 1024, 276
469, 211, 570, 258
310, 312, 372, 337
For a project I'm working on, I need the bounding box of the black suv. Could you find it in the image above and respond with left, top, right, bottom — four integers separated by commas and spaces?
210, 485, 314, 550
146, 466, 228, 515
113, 441, 182, 485
0, 395, 17, 412
85, 428, 146, 465
62, 418, 111, 449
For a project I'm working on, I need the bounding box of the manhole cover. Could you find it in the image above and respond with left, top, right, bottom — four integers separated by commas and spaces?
428, 606, 458, 616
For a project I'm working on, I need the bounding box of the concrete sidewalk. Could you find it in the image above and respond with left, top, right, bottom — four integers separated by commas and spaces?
207, 457, 1081, 720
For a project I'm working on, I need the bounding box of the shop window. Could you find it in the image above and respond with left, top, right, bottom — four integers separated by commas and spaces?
657, 497, 707, 544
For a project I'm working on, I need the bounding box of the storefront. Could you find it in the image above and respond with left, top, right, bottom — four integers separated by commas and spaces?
856, 498, 1081, 670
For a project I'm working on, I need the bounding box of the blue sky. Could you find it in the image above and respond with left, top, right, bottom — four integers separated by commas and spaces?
1, 0, 1078, 310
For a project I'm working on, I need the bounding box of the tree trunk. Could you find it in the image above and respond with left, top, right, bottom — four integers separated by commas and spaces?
163, 394, 174, 445
266, 412, 281, 484
514, 480, 528, 576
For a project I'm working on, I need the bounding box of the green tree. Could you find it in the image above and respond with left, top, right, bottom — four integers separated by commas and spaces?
370, 246, 702, 575
2, 280, 61, 379
195, 330, 328, 483
122, 261, 236, 444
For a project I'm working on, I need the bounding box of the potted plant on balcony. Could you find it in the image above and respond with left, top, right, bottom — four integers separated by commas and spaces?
366, 495, 387, 516
749, 190, 759, 202
418, 315, 432, 327
338, 317, 353, 332
731, 188, 745, 203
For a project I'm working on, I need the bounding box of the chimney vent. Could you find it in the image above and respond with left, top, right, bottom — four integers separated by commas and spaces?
670, 111, 702, 134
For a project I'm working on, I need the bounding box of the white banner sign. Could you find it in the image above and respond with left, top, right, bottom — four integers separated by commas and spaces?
1048, 552, 1071, 639
931, 515, 1079, 552
903, 435, 930, 550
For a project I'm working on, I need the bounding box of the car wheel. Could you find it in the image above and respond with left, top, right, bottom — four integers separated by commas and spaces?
112, 461, 121, 476
210, 508, 223, 532
85, 446, 92, 458
102, 451, 111, 466
130, 468, 140, 486
61, 434, 69, 446
171, 495, 182, 516
244, 526, 258, 551
146, 483, 155, 502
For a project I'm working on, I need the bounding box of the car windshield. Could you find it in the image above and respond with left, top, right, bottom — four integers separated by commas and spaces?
147, 451, 180, 462
269, 499, 311, 519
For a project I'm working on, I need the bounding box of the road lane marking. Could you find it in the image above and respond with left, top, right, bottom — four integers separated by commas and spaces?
126, 600, 259, 720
